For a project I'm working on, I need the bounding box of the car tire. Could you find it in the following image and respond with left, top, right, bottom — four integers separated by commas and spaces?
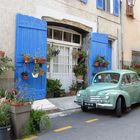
81, 106, 88, 112
116, 97, 122, 117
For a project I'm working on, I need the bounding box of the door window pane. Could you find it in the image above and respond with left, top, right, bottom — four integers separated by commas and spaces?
53, 30, 62, 40
73, 34, 80, 44
64, 32, 71, 42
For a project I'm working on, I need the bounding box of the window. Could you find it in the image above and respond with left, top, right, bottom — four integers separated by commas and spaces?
47, 27, 81, 45
64, 32, 71, 42
132, 51, 140, 63
53, 30, 62, 40
73, 34, 80, 44
96, 0, 120, 16
105, 0, 113, 14
130, 73, 138, 83
122, 74, 131, 84
48, 28, 52, 39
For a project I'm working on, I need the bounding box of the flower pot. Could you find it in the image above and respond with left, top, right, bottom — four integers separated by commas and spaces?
10, 103, 31, 139
76, 75, 83, 81
0, 51, 5, 58
22, 75, 28, 80
34, 58, 40, 64
94, 62, 100, 67
38, 58, 46, 64
24, 56, 30, 64
39, 69, 44, 76
0, 126, 11, 140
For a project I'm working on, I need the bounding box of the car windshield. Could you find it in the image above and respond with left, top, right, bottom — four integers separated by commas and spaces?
93, 73, 120, 84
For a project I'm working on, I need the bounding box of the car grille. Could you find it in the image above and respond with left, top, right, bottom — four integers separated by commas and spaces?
90, 96, 103, 102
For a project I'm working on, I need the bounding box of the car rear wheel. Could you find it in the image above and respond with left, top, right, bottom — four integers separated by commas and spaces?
116, 97, 122, 117
81, 106, 88, 112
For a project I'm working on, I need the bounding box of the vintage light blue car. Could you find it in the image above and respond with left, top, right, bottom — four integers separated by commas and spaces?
74, 70, 140, 117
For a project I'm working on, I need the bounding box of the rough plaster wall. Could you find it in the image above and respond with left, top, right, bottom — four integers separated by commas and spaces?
0, 0, 120, 88
124, 0, 140, 64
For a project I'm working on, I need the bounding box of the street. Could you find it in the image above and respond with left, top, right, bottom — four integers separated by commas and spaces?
35, 104, 140, 140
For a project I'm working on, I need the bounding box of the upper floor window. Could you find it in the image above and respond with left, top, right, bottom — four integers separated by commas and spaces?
96, 0, 120, 16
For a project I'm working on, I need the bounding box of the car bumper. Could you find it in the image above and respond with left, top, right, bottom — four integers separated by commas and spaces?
74, 100, 114, 110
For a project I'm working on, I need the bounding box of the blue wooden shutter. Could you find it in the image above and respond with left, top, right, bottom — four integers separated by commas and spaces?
114, 0, 120, 16
80, 0, 88, 4
15, 14, 47, 100
89, 33, 112, 84
96, 0, 105, 10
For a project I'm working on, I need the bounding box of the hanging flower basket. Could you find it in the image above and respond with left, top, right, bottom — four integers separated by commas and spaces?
0, 51, 5, 58
23, 55, 30, 64
21, 72, 29, 80
39, 68, 45, 76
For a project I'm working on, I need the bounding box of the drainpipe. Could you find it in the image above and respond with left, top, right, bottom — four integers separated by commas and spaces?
120, 0, 124, 68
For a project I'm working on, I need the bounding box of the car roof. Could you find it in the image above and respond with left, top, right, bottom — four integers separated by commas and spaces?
98, 69, 136, 75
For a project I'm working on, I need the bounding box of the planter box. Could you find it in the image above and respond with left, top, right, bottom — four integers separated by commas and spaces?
0, 126, 11, 140
10, 104, 31, 139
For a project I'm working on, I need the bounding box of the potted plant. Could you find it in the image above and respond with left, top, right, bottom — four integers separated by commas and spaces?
21, 71, 29, 80
0, 103, 11, 140
0, 51, 5, 58
94, 56, 103, 67
69, 83, 77, 96
73, 65, 87, 80
23, 55, 30, 64
33, 57, 40, 64
0, 56, 13, 76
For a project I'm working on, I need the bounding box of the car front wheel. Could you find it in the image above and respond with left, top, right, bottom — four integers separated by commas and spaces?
81, 106, 88, 112
115, 97, 122, 117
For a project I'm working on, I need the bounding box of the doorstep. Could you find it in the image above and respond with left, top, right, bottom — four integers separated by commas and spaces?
32, 96, 80, 117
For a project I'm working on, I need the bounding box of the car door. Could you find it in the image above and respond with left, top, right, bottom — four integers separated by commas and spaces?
130, 73, 140, 102
121, 74, 135, 104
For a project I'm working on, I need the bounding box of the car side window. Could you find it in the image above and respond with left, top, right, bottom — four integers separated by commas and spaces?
130, 73, 138, 83
122, 74, 131, 84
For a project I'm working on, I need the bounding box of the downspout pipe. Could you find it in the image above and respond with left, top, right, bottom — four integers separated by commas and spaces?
120, 0, 124, 68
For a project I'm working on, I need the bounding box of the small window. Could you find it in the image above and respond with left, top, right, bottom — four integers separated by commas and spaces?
53, 30, 62, 40
122, 74, 131, 84
131, 73, 138, 83
64, 32, 71, 42
73, 34, 80, 44
105, 0, 110, 13
48, 28, 52, 39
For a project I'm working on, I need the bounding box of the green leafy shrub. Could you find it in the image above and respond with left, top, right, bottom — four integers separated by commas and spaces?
0, 103, 10, 127
0, 56, 13, 76
47, 79, 65, 97
0, 88, 6, 98
23, 109, 51, 137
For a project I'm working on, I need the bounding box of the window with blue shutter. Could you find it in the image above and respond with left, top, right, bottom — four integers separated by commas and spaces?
96, 0, 105, 10
113, 0, 120, 16
80, 0, 88, 4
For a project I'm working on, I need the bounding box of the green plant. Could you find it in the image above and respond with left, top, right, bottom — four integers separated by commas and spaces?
47, 79, 65, 97
0, 56, 13, 76
47, 47, 60, 62
23, 109, 51, 137
0, 88, 6, 98
0, 103, 10, 127
69, 82, 77, 91
73, 64, 87, 77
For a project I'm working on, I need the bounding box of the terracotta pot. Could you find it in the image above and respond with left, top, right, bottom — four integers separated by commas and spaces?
38, 58, 46, 64
0, 51, 5, 58
34, 58, 40, 64
22, 75, 28, 80
76, 75, 83, 80
94, 61, 100, 67
24, 56, 30, 64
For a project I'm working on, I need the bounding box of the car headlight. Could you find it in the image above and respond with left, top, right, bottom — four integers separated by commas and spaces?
104, 95, 110, 100
77, 93, 81, 97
